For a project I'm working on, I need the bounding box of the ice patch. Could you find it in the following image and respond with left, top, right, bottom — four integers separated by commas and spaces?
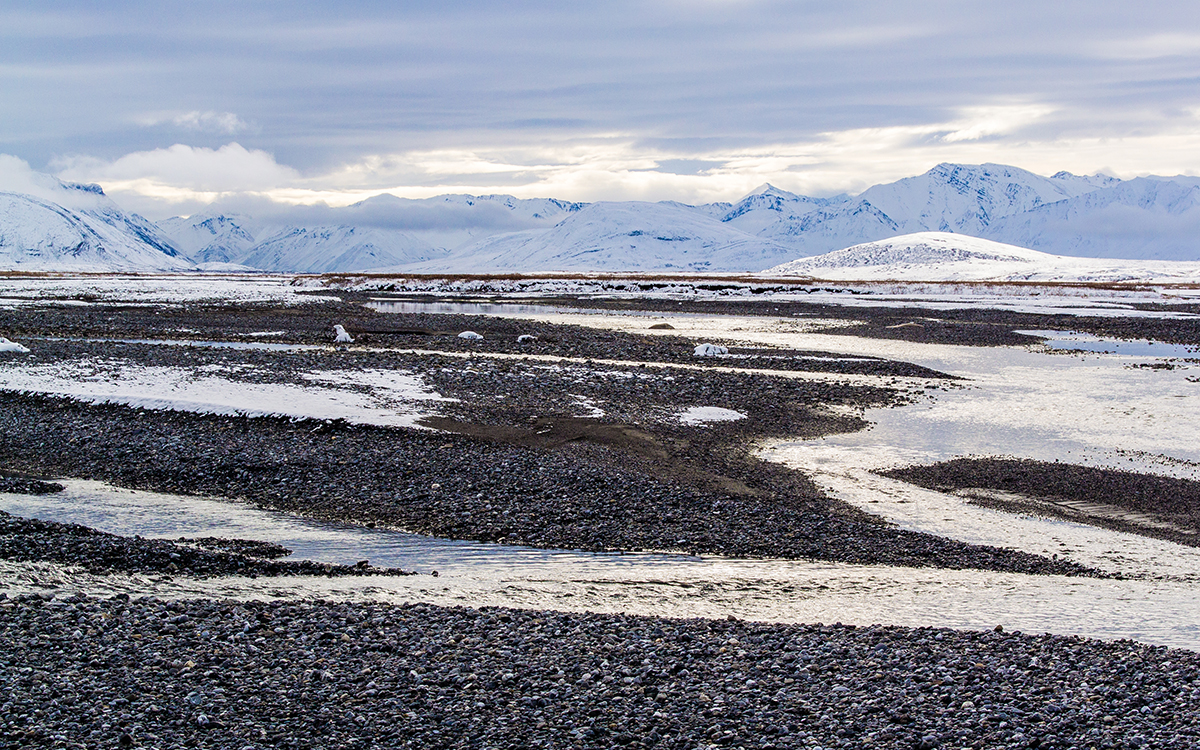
0, 361, 455, 428
679, 406, 747, 425
0, 337, 29, 353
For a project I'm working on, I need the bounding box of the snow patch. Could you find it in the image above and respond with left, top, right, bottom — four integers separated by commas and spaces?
679, 406, 747, 426
0, 361, 455, 428
0, 337, 29, 353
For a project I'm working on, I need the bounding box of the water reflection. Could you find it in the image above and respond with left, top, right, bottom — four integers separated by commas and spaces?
1021, 330, 1200, 358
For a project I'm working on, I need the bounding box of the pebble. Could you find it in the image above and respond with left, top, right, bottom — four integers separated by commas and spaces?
1, 596, 1197, 749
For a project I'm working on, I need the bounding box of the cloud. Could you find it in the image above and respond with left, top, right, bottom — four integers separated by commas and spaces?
137, 111, 250, 134
4, 2, 1200, 186
26, 97, 1200, 221
48, 143, 302, 214
0, 153, 109, 210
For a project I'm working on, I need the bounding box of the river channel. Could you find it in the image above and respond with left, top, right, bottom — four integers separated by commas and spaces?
3, 302, 1200, 650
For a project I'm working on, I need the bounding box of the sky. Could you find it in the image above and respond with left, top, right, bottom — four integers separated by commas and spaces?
2, 1, 1200, 219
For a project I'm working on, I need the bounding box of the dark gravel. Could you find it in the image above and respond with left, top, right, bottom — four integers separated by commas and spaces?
428, 291, 1200, 348
0, 511, 415, 578
3, 595, 1198, 749
0, 298, 1091, 576
0, 392, 1091, 577
0, 299, 954, 379
881, 458, 1200, 548
0, 472, 64, 495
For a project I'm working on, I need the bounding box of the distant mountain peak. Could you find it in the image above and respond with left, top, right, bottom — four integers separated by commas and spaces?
61, 181, 105, 196
741, 183, 798, 200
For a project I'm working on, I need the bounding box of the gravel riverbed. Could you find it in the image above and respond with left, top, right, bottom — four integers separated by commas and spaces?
3, 595, 1198, 750
2, 290, 1197, 749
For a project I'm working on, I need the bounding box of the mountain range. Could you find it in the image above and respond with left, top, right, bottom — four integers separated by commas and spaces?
2, 162, 1198, 275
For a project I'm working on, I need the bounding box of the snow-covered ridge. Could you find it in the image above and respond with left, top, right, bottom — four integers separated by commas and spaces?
765, 232, 1200, 283
400, 201, 796, 273
0, 186, 189, 272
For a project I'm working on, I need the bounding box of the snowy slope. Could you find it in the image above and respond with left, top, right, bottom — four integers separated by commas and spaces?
240, 225, 448, 273
765, 232, 1200, 283
157, 212, 263, 265
155, 192, 585, 272
719, 184, 842, 235
406, 200, 795, 272
985, 178, 1200, 261
0, 185, 190, 272
856, 163, 1104, 235
720, 164, 1119, 259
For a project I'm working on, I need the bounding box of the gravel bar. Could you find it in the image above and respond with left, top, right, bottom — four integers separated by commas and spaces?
0, 394, 1091, 577
0, 511, 415, 579
2, 595, 1198, 749
881, 458, 1200, 548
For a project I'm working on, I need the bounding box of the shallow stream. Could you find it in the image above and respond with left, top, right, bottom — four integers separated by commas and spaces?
3, 480, 1199, 650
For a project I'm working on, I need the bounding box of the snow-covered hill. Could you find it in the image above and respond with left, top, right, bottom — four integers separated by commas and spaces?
404, 201, 795, 272
765, 232, 1200, 283
0, 183, 189, 272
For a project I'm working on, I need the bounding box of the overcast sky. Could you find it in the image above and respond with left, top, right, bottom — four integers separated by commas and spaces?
2, 1, 1200, 218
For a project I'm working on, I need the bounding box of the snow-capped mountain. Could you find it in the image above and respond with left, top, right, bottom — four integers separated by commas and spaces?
713, 164, 1120, 258
156, 212, 263, 265
0, 182, 189, 272
404, 200, 795, 272
241, 225, 447, 273
984, 178, 1200, 261
358, 193, 584, 252
764, 232, 1200, 283
154, 192, 585, 272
